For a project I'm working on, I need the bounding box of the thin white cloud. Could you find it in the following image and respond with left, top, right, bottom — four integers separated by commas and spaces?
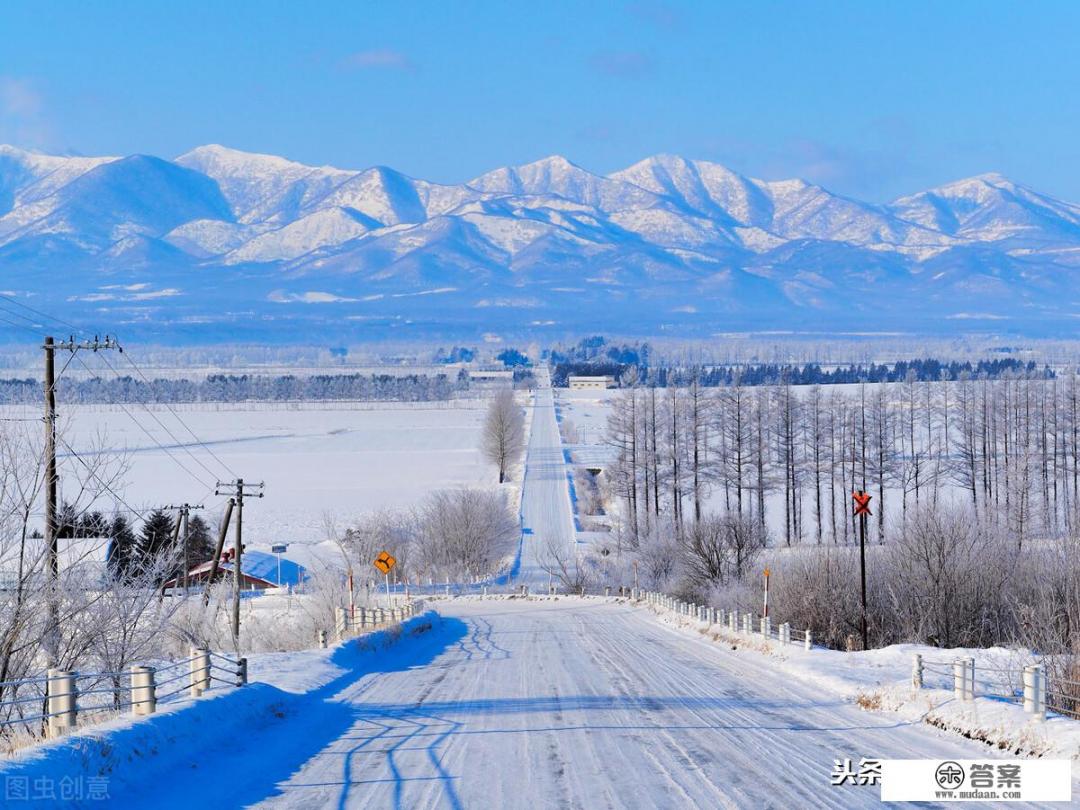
0, 76, 52, 148
946, 312, 1010, 320
268, 290, 359, 304
390, 287, 456, 298
130, 288, 181, 300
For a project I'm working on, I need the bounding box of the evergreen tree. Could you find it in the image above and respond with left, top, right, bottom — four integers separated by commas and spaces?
57, 502, 79, 539
138, 509, 176, 563
185, 513, 215, 566
106, 515, 137, 581
80, 510, 109, 538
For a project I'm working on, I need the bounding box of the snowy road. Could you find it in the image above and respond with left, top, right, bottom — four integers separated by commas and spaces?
238, 598, 1054, 809
516, 372, 576, 585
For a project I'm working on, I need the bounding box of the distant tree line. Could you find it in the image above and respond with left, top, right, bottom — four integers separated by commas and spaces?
553, 357, 1050, 388
496, 348, 531, 367
435, 346, 476, 363
0, 372, 467, 405
548, 335, 651, 367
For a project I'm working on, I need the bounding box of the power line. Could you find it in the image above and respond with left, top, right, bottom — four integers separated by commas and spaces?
69, 352, 215, 492
0, 314, 44, 337
0, 296, 242, 517
88, 350, 231, 486
0, 293, 90, 336
55, 435, 148, 523
117, 349, 239, 481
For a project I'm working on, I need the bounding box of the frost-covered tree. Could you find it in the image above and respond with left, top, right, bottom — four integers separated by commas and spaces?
481, 388, 525, 483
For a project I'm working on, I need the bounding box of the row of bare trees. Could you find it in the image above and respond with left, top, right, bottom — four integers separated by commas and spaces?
596, 370, 1080, 682
606, 368, 1080, 548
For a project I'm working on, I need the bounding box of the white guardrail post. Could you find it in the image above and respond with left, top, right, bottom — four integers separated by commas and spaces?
953, 657, 975, 701
46, 669, 77, 738
911, 653, 923, 691
130, 665, 156, 716
1023, 664, 1045, 721
190, 647, 210, 697
318, 629, 328, 648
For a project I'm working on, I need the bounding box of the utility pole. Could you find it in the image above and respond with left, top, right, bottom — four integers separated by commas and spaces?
853, 490, 872, 651
202, 499, 235, 606
43, 334, 121, 667
214, 479, 264, 649
164, 503, 204, 595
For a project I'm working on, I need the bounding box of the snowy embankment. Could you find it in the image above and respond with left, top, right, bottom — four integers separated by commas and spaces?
646, 603, 1080, 760
0, 611, 444, 809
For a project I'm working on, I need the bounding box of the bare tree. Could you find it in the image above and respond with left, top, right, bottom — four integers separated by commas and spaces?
417, 489, 517, 581
481, 388, 525, 483
681, 511, 767, 591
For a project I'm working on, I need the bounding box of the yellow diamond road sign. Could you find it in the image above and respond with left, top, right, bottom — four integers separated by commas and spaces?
374, 551, 396, 574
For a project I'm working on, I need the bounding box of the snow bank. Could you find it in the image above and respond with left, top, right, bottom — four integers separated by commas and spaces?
0, 611, 444, 808
646, 604, 1080, 761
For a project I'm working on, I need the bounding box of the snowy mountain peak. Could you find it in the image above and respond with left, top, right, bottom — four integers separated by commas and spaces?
176, 144, 347, 176
4, 143, 1080, 338
889, 172, 1080, 239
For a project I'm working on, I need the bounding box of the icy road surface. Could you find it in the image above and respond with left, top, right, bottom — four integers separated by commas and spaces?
249, 598, 1052, 809
517, 370, 576, 585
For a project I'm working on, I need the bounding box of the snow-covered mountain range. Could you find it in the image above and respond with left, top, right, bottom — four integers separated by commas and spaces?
2, 143, 1080, 341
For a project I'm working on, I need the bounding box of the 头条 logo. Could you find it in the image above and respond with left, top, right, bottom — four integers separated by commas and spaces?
934, 761, 965, 791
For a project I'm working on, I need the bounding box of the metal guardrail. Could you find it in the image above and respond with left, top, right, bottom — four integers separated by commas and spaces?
0, 647, 247, 744
645, 589, 1080, 723
645, 591, 816, 651
913, 654, 1080, 721
329, 600, 425, 644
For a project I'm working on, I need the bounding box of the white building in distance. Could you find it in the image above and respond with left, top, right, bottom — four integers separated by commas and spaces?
568, 375, 616, 390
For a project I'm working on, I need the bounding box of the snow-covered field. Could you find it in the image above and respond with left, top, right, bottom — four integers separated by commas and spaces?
16, 398, 523, 568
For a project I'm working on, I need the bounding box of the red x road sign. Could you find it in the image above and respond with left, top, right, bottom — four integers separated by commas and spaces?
852, 491, 872, 517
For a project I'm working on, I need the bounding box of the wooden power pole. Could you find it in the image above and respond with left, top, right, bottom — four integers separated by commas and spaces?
214, 479, 264, 649
43, 334, 120, 666
164, 503, 204, 595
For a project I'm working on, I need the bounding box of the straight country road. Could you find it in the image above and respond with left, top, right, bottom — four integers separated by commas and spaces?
516, 370, 576, 586
244, 598, 1052, 809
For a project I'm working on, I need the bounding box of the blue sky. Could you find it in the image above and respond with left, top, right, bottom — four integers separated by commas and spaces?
2, 1, 1078, 201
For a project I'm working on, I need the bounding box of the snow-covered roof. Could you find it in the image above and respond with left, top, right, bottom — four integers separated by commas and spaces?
183, 549, 306, 587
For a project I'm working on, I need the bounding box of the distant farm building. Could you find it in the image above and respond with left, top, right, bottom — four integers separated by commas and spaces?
162, 549, 307, 592
568, 375, 616, 390
468, 369, 515, 382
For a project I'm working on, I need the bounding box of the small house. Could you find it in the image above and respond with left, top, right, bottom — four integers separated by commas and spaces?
568, 375, 616, 390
